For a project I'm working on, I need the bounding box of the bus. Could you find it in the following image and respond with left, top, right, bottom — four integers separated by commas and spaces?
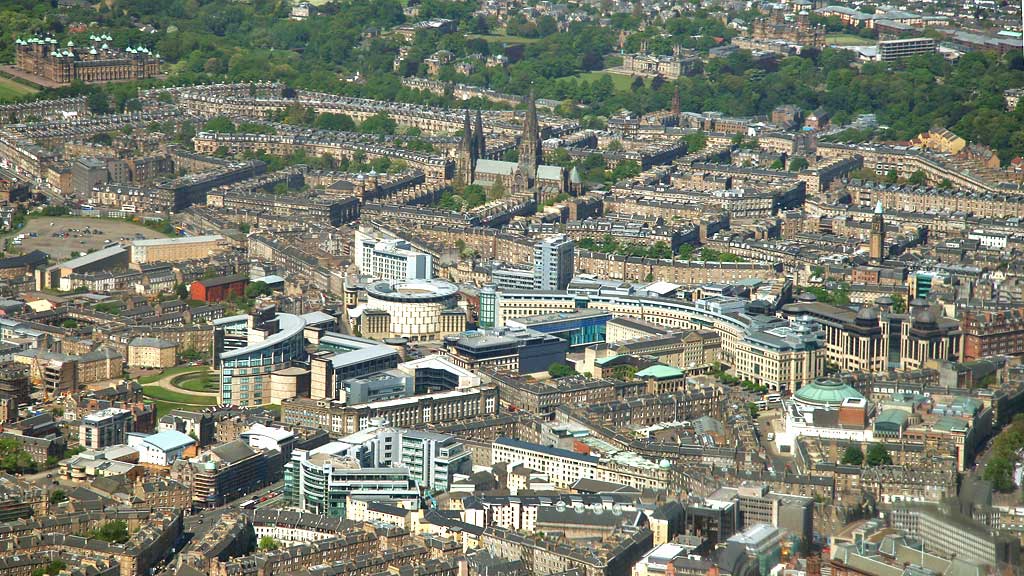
239, 499, 258, 509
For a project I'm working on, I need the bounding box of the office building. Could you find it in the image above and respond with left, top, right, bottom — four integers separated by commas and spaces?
214, 305, 308, 407
336, 369, 413, 405
174, 439, 280, 509
282, 386, 498, 436
442, 327, 568, 374
80, 407, 132, 449
878, 38, 936, 62
308, 332, 401, 400
240, 422, 296, 460
533, 234, 574, 291
890, 503, 1019, 569
358, 279, 466, 341
354, 230, 432, 281
127, 430, 196, 466
285, 443, 418, 518
131, 235, 226, 264
367, 428, 471, 493
506, 308, 610, 349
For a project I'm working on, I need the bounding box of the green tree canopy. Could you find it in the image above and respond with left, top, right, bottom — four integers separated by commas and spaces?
866, 443, 892, 466
841, 445, 864, 466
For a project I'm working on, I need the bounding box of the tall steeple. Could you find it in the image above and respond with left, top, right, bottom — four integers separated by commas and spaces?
474, 109, 486, 159
456, 110, 475, 185
518, 89, 542, 184
870, 201, 885, 263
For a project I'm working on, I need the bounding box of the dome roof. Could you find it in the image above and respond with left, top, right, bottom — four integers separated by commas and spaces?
855, 306, 879, 324
914, 308, 937, 326
796, 291, 818, 302
794, 380, 864, 406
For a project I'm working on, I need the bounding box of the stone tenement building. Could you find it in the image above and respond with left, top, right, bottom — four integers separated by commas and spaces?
15, 35, 160, 85
750, 8, 826, 48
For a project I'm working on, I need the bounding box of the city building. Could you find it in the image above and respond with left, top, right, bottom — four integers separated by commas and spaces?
878, 38, 936, 62
130, 235, 226, 264
354, 230, 432, 281
214, 306, 308, 407
285, 442, 419, 519
173, 439, 280, 508
80, 407, 133, 449
240, 422, 296, 460
127, 337, 177, 369
442, 327, 568, 374
356, 279, 466, 341
190, 274, 249, 302
492, 436, 668, 491
889, 503, 1019, 569
282, 385, 498, 435
14, 34, 161, 84
158, 410, 215, 447
127, 430, 196, 466
308, 332, 401, 400
533, 234, 574, 291
37, 244, 129, 290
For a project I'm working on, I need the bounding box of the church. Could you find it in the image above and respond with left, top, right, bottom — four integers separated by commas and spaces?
456, 92, 567, 204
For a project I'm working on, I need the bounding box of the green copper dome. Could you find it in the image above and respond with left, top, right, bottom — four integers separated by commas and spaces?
794, 379, 864, 406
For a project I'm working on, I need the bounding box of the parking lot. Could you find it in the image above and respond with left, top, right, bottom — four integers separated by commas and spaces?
12, 217, 166, 261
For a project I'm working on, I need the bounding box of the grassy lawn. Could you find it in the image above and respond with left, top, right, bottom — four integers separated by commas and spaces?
138, 365, 206, 384
173, 371, 218, 393
572, 70, 637, 91
827, 33, 872, 46
142, 385, 216, 405
0, 76, 37, 102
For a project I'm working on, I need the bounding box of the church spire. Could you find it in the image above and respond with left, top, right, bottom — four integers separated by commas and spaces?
456, 110, 475, 185
518, 89, 542, 183
474, 109, 485, 159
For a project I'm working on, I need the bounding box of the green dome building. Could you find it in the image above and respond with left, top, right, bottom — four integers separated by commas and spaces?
793, 379, 864, 408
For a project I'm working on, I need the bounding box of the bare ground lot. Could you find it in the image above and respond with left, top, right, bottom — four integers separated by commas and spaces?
11, 217, 166, 261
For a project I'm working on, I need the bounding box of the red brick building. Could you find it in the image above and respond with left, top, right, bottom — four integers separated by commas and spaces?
190, 275, 249, 303
962, 308, 1024, 361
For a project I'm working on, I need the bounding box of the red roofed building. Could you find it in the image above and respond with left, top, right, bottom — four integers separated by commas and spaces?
190, 275, 248, 303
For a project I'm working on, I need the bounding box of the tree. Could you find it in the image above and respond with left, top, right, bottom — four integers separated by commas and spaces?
908, 170, 926, 185
683, 132, 707, 154
865, 443, 892, 466
461, 184, 487, 209
89, 520, 129, 543
31, 561, 66, 576
87, 91, 111, 114
548, 363, 577, 378
259, 536, 280, 551
204, 116, 236, 133
984, 456, 1016, 492
885, 169, 899, 183
244, 281, 273, 299
360, 112, 397, 135
890, 293, 906, 314
49, 489, 67, 504
315, 113, 357, 131
677, 244, 695, 260
788, 157, 809, 172
841, 445, 864, 466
